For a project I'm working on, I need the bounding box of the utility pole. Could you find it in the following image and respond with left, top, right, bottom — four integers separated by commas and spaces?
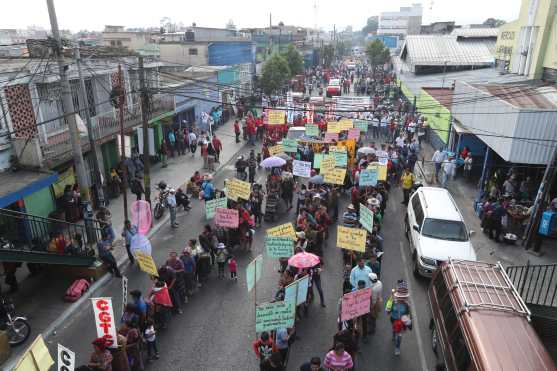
46, 0, 93, 223
118, 65, 129, 222
138, 56, 151, 205
74, 46, 105, 207
269, 13, 272, 58
523, 147, 557, 253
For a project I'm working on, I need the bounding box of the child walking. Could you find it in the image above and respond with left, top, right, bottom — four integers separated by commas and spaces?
228, 255, 238, 281
144, 319, 160, 361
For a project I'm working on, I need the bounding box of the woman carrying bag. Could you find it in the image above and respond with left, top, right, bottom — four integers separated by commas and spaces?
385, 279, 412, 356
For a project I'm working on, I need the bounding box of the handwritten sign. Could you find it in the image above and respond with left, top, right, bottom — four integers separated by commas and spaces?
135, 251, 159, 277
293, 160, 312, 177
354, 120, 368, 132
359, 204, 374, 233
226, 178, 251, 201
341, 288, 372, 321
332, 151, 348, 168
91, 298, 118, 348
337, 226, 367, 252
205, 197, 227, 219
369, 162, 388, 181
347, 128, 360, 140
324, 132, 339, 142
268, 144, 284, 156
267, 222, 297, 240
265, 236, 295, 258
339, 119, 353, 131
285, 275, 310, 306
305, 124, 319, 136
268, 110, 285, 125
14, 335, 54, 371
255, 301, 295, 332
327, 121, 341, 133
215, 208, 239, 228
359, 169, 378, 187
323, 168, 346, 185
313, 153, 323, 169
246, 255, 263, 293
282, 138, 298, 153
320, 155, 336, 174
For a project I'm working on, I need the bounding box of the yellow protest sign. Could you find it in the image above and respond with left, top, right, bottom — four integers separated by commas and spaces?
337, 226, 367, 252
327, 121, 341, 133
13, 335, 54, 371
339, 119, 353, 131
329, 146, 346, 153
135, 252, 159, 277
267, 222, 296, 240
323, 168, 346, 185
268, 144, 284, 156
368, 163, 387, 181
320, 155, 336, 174
268, 110, 285, 125
227, 178, 251, 200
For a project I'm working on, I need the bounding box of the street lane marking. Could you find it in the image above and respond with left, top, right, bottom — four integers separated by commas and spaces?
399, 241, 428, 371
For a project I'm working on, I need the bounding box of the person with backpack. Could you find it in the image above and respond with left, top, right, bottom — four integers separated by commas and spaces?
385, 279, 412, 356
201, 175, 215, 201
253, 331, 277, 371
129, 176, 144, 201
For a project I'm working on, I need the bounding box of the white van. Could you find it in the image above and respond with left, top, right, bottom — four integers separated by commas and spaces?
405, 187, 476, 277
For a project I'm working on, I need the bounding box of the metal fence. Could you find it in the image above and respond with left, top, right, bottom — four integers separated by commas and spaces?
506, 262, 557, 308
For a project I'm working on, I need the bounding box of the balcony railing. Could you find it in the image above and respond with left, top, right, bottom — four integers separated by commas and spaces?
40, 94, 175, 165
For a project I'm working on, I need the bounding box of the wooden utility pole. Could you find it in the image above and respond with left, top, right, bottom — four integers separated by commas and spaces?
138, 56, 151, 205
118, 65, 129, 222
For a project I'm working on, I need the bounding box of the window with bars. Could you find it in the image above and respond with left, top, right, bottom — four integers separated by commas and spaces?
36, 82, 65, 132
84, 79, 96, 117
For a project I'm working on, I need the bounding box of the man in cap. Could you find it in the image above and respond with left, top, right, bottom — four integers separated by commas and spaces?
368, 272, 383, 334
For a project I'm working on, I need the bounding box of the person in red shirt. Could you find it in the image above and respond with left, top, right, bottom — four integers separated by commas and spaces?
247, 118, 256, 145
252, 331, 277, 370
255, 116, 264, 141
233, 120, 241, 143
212, 135, 222, 162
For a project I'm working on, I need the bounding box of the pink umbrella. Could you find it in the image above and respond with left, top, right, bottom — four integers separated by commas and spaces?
288, 252, 321, 269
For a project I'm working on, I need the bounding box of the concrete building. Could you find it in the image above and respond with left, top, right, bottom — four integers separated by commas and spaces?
378, 3, 422, 38
101, 25, 154, 51
160, 26, 250, 43
420, 21, 456, 35
494, 0, 557, 81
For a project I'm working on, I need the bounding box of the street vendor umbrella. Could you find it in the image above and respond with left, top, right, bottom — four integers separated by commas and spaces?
288, 252, 321, 269
260, 156, 286, 168
309, 174, 324, 184
358, 147, 375, 155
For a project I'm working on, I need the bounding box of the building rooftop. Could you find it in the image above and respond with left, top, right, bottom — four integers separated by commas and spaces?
400, 35, 495, 67
450, 27, 499, 38
469, 83, 557, 109
422, 87, 454, 109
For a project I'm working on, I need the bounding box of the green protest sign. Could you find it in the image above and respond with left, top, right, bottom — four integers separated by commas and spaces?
282, 138, 298, 153
265, 236, 294, 258
333, 151, 348, 167
205, 197, 227, 219
359, 203, 374, 233
255, 301, 295, 333
313, 153, 324, 169
305, 124, 319, 137
246, 255, 263, 293
354, 120, 368, 132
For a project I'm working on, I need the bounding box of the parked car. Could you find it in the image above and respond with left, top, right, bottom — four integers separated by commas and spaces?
429, 259, 556, 371
326, 79, 341, 98
405, 187, 476, 277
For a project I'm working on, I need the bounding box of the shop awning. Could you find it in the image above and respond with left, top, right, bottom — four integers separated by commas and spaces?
148, 110, 175, 125
452, 121, 471, 134
0, 170, 59, 208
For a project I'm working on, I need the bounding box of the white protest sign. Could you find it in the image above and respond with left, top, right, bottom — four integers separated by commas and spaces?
292, 160, 312, 178
91, 297, 118, 348
57, 344, 75, 371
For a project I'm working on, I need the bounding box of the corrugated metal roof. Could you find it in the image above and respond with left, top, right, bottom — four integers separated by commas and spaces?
471, 84, 557, 109
400, 35, 495, 67
450, 28, 499, 38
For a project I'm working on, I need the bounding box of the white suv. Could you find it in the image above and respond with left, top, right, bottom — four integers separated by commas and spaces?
405, 187, 476, 277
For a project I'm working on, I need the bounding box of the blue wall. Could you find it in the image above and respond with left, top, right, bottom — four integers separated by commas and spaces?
367, 35, 398, 49
208, 42, 255, 66
174, 76, 220, 131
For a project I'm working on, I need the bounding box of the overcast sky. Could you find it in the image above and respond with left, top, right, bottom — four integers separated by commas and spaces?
2, 0, 521, 32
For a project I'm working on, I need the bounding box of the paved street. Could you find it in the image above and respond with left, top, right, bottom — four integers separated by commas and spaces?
41, 138, 441, 370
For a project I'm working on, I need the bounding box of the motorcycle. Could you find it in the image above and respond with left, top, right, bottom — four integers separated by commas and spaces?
153, 182, 170, 220
0, 296, 31, 347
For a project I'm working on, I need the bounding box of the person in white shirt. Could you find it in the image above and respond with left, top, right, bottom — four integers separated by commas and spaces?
371, 116, 380, 139
441, 156, 456, 188
431, 148, 447, 182
368, 273, 383, 334
167, 189, 178, 228
380, 116, 389, 139
395, 133, 405, 148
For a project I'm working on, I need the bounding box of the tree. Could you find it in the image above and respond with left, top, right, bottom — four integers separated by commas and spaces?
282, 44, 304, 77
361, 16, 379, 36
260, 53, 291, 96
335, 41, 352, 57
365, 39, 390, 70
321, 44, 335, 67
483, 18, 506, 27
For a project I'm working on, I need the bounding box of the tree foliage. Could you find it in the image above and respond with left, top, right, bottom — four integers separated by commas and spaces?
365, 39, 390, 67
282, 44, 304, 77
335, 41, 352, 58
260, 53, 291, 96
321, 44, 335, 67
483, 18, 506, 27
361, 16, 379, 35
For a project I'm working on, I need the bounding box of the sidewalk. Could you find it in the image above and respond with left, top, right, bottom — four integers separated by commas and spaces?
1, 118, 247, 367
415, 141, 557, 268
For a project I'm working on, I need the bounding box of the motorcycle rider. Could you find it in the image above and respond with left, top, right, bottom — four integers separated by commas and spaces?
175, 188, 191, 211
235, 155, 248, 181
